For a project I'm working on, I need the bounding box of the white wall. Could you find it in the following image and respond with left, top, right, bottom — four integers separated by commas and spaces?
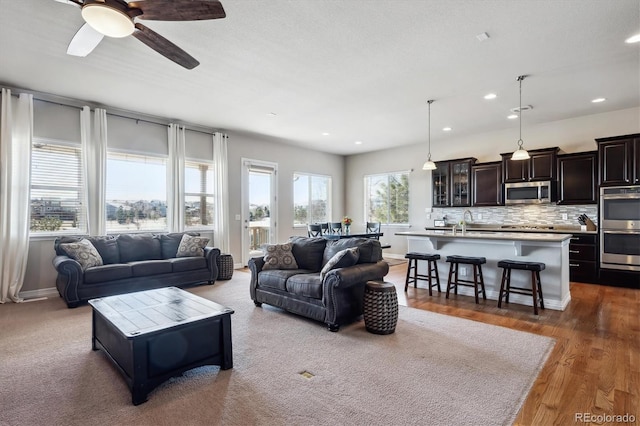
345, 107, 640, 256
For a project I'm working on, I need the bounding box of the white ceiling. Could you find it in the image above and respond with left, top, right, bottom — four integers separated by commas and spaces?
1, 0, 639, 155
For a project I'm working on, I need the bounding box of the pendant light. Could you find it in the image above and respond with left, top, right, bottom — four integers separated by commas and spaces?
511, 75, 530, 161
422, 99, 437, 170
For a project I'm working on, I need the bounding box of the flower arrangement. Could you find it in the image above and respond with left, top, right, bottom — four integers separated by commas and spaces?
342, 216, 352, 226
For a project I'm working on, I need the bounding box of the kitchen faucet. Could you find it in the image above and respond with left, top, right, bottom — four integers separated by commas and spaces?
461, 209, 473, 233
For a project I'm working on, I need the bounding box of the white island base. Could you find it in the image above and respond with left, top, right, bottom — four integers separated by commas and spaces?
396, 231, 572, 311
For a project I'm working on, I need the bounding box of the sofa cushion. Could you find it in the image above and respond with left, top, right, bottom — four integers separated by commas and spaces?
84, 264, 132, 284
59, 239, 103, 271
289, 236, 327, 272
159, 233, 199, 259
129, 260, 173, 277
263, 243, 299, 270
176, 234, 209, 258
87, 236, 120, 264
117, 233, 162, 263
258, 269, 307, 291
320, 247, 360, 279
286, 273, 323, 299
322, 238, 382, 266
169, 257, 207, 273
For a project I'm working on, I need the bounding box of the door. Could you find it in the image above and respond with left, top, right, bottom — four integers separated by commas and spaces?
241, 159, 278, 265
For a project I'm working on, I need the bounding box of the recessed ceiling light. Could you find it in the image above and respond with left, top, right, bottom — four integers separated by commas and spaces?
625, 34, 640, 43
267, 112, 277, 117
591, 98, 606, 103
484, 93, 497, 100
475, 32, 490, 42
442, 127, 452, 132
354, 140, 363, 145
507, 114, 518, 119
322, 132, 330, 136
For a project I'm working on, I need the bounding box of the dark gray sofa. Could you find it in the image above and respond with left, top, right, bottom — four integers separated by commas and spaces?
249, 236, 389, 331
53, 232, 220, 308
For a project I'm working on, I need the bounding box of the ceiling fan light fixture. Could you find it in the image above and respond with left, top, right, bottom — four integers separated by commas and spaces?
81, 2, 134, 38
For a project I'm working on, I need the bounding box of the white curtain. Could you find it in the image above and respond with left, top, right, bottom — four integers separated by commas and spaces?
0, 89, 33, 303
81, 107, 107, 236
167, 124, 185, 232
213, 132, 230, 254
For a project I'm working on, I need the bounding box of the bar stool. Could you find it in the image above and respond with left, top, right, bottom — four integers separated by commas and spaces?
445, 255, 487, 304
404, 252, 441, 295
497, 260, 545, 315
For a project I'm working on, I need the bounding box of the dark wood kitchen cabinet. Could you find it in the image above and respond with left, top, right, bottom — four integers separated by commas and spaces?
568, 233, 598, 283
431, 157, 476, 207
501, 147, 559, 183
596, 133, 640, 186
557, 151, 597, 204
472, 162, 502, 206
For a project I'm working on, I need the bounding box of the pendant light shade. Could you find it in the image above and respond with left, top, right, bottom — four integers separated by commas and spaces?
511, 75, 530, 161
422, 99, 437, 170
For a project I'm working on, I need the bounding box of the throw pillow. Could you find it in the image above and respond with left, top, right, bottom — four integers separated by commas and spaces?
176, 234, 210, 258
59, 239, 103, 271
262, 243, 299, 270
320, 247, 359, 279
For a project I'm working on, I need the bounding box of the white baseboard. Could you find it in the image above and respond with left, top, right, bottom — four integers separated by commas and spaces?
383, 253, 404, 260
19, 287, 59, 301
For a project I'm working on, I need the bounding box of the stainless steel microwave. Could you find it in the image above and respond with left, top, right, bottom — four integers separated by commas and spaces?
504, 181, 553, 204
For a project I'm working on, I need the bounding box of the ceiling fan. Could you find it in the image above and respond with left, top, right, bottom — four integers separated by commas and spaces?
54, 0, 226, 69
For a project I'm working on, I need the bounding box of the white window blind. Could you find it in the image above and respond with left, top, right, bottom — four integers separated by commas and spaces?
30, 141, 85, 233
293, 172, 331, 226
185, 160, 214, 229
106, 152, 167, 232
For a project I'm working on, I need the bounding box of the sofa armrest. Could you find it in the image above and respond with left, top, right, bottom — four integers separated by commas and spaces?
52, 255, 84, 308
248, 256, 265, 300
322, 260, 389, 324
204, 247, 221, 282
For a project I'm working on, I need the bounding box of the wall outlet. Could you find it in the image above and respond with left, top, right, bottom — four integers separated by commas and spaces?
459, 266, 468, 276
562, 213, 568, 220
477, 213, 483, 220
235, 214, 241, 221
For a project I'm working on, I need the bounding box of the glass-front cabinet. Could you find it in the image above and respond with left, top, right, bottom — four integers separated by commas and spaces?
431, 158, 476, 207
432, 163, 449, 207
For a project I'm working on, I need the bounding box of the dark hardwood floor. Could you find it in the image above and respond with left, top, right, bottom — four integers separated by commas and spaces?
385, 262, 639, 425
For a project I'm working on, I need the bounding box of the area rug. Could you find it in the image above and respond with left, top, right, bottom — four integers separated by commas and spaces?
0, 271, 554, 426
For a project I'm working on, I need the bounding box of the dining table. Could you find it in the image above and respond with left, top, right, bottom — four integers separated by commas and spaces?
323, 232, 383, 240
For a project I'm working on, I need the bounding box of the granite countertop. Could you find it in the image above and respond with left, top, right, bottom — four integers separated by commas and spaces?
423, 224, 597, 235
396, 230, 573, 242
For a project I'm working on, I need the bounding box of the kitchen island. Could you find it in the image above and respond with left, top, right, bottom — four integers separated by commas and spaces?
395, 230, 572, 310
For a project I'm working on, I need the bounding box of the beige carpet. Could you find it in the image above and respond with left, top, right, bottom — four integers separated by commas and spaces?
0, 270, 554, 426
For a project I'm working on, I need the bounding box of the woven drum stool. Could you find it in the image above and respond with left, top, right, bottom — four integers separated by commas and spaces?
363, 281, 398, 335
216, 254, 234, 280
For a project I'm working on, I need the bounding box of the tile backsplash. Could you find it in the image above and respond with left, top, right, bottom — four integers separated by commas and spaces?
433, 204, 598, 227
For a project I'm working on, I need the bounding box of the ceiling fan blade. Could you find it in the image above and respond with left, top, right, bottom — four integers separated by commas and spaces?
67, 23, 104, 57
53, 0, 82, 7
132, 23, 199, 69
129, 0, 226, 21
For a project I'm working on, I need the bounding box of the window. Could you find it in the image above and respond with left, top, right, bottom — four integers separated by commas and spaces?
364, 171, 409, 225
185, 160, 214, 229
293, 173, 331, 226
30, 140, 85, 233
106, 152, 167, 232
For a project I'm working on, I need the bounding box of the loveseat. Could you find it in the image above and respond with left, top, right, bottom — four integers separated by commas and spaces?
249, 236, 389, 331
53, 232, 220, 308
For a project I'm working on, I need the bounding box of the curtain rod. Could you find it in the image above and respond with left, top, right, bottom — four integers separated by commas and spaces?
1, 83, 223, 137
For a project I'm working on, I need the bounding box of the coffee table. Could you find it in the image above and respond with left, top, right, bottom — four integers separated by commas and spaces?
88, 286, 234, 405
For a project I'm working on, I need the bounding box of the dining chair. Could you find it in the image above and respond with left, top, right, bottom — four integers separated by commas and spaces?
366, 222, 381, 239
328, 222, 343, 235
320, 222, 329, 235
308, 224, 323, 237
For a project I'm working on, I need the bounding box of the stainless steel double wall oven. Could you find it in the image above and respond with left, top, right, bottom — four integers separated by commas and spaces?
599, 186, 640, 271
